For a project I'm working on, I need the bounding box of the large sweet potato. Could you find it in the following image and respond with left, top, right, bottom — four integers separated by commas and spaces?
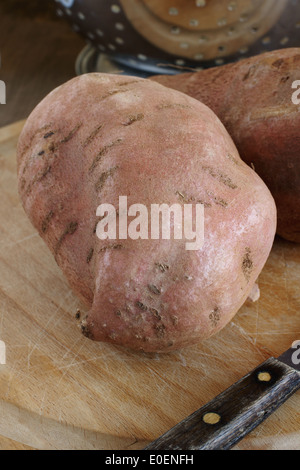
151, 48, 300, 243
17, 74, 276, 352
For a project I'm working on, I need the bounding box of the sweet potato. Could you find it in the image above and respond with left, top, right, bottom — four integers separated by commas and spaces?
151, 48, 300, 243
17, 73, 276, 352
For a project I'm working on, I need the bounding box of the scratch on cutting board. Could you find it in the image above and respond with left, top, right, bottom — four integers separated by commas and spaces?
61, 337, 83, 361
56, 352, 109, 373
253, 301, 260, 345
230, 321, 256, 343
230, 321, 266, 357
282, 247, 292, 316
247, 431, 300, 451
27, 290, 73, 367
0, 300, 5, 336
3, 232, 39, 248
255, 330, 300, 336
0, 400, 140, 450
4, 362, 32, 400
55, 343, 104, 387
38, 389, 47, 416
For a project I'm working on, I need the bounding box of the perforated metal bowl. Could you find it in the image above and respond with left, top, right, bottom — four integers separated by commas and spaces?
54, 0, 300, 76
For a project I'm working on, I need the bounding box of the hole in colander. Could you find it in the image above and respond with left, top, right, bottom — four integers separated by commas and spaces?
280, 37, 290, 45
227, 2, 237, 11
195, 0, 206, 7
199, 36, 208, 44
262, 36, 271, 45
115, 23, 125, 31
190, 19, 199, 27
218, 18, 227, 26
111, 5, 121, 14
169, 7, 179, 16
171, 26, 181, 34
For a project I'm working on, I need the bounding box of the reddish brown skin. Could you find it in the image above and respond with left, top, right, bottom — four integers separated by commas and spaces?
151, 48, 300, 243
17, 74, 276, 353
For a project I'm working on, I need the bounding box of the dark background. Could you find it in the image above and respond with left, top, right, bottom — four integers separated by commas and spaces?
0, 0, 85, 127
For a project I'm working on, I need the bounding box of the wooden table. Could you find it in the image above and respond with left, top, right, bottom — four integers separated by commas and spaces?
0, 120, 299, 450
0, 1, 85, 127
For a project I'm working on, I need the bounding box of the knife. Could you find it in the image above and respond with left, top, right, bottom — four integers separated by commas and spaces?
145, 342, 300, 450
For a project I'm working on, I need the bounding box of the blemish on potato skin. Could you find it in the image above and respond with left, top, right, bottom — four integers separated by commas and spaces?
118, 80, 144, 87
206, 190, 228, 208
44, 131, 55, 139
155, 324, 166, 338
175, 190, 211, 208
60, 123, 82, 144
226, 153, 239, 165
134, 334, 144, 341
41, 210, 54, 233
171, 315, 178, 326
41, 125, 82, 155
95, 166, 119, 192
209, 307, 221, 327
201, 165, 238, 190
20, 177, 26, 190
55, 221, 78, 253
83, 124, 103, 148
136, 301, 148, 311
44, 123, 82, 153
75, 310, 81, 320
80, 318, 94, 340
86, 248, 94, 264
89, 140, 122, 173
148, 284, 161, 295
272, 58, 285, 69
242, 65, 257, 81
149, 308, 161, 320
158, 103, 192, 110
155, 262, 170, 273
100, 89, 128, 101
99, 243, 123, 252
242, 247, 253, 281
25, 164, 52, 195
280, 75, 290, 84
123, 113, 144, 126
93, 220, 98, 234
48, 142, 55, 153
18, 124, 53, 164
108, 332, 118, 340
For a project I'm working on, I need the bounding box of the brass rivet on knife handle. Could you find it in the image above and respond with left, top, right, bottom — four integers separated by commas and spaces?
145, 358, 300, 450
257, 371, 272, 382
202, 412, 221, 425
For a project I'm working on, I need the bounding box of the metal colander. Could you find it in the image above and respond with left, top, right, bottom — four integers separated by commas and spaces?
54, 0, 300, 76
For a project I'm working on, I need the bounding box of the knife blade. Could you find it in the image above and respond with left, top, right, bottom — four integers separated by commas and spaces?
145, 343, 300, 450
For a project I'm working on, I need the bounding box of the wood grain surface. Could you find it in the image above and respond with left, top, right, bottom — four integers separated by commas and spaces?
0, 121, 299, 450
0, 1, 85, 127
146, 358, 300, 450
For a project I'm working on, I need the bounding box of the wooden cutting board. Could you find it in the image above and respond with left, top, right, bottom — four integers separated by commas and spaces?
0, 120, 299, 450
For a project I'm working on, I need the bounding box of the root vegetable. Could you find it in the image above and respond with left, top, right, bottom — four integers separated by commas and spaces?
17, 73, 276, 352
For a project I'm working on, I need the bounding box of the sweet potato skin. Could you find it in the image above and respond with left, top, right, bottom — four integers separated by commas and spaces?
17, 74, 276, 352
151, 48, 300, 243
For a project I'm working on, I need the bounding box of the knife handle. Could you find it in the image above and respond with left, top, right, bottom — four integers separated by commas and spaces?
145, 358, 300, 450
